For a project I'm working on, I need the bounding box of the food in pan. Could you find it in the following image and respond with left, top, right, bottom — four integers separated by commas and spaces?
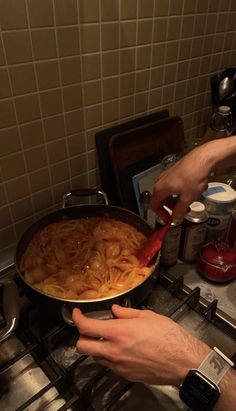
20, 218, 153, 300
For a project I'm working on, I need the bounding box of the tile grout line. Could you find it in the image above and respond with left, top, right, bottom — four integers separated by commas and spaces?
133, 0, 139, 117
172, 0, 186, 109
2, 28, 235, 70
118, 0, 121, 122
25, 0, 55, 211
77, 0, 90, 189
1, 12, 229, 33
52, 0, 73, 194
0, 88, 213, 147
98, 0, 104, 132
200, 0, 221, 146
0, 19, 34, 241
147, 0, 157, 112
1, 2, 236, 245
185, 0, 200, 147
195, 0, 213, 146
161, 0, 171, 110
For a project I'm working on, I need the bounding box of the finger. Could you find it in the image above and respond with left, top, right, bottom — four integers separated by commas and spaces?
72, 308, 114, 339
150, 191, 173, 214
72, 307, 82, 317
171, 198, 191, 220
72, 307, 83, 326
165, 196, 179, 210
154, 206, 171, 222
76, 335, 107, 358
150, 191, 164, 212
92, 356, 116, 370
112, 304, 142, 319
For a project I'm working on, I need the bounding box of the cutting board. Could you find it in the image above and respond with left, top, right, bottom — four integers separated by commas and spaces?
109, 116, 185, 210
95, 110, 169, 206
118, 151, 164, 213
132, 162, 164, 226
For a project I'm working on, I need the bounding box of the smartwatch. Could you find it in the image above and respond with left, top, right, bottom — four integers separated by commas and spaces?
179, 347, 234, 411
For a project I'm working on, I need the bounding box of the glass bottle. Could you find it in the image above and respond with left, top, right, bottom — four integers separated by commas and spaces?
206, 106, 235, 183
201, 105, 232, 144
211, 105, 232, 136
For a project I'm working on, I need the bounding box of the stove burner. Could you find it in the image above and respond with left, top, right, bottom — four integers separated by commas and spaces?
0, 264, 235, 411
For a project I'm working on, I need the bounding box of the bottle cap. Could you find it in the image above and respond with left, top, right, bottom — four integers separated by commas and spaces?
188, 201, 206, 218
219, 106, 231, 114
203, 182, 236, 202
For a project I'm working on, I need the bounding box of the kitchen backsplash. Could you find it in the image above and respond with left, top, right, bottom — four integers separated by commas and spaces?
0, 0, 236, 259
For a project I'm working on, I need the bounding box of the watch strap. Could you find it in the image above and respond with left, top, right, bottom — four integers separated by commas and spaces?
198, 347, 234, 385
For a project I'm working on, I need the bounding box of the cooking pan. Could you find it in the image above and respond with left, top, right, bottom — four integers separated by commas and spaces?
14, 189, 159, 324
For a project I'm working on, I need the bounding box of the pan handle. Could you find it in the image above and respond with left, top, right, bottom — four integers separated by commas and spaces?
0, 281, 20, 343
61, 305, 113, 326
62, 189, 109, 208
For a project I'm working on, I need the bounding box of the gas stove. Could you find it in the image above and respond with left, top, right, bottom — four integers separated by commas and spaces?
0, 261, 235, 411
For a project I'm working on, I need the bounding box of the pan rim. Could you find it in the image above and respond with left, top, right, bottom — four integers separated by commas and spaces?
15, 203, 157, 304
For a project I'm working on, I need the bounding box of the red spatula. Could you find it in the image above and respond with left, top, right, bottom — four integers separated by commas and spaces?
136, 217, 172, 267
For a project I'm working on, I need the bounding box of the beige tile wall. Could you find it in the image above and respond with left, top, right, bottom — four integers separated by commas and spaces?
0, 0, 236, 259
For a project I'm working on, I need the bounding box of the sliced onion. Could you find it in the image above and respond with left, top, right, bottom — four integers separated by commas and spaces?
196, 242, 236, 283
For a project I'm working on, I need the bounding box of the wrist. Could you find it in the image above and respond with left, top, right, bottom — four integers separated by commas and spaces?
203, 136, 236, 171
179, 347, 235, 411
196, 141, 219, 175
174, 340, 211, 387
214, 368, 236, 411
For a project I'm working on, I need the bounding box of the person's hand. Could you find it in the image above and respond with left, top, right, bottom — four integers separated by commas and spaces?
72, 304, 210, 386
150, 145, 211, 221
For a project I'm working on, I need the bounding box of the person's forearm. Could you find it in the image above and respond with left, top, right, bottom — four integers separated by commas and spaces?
203, 136, 236, 171
73, 306, 236, 410
176, 338, 236, 411
214, 368, 236, 411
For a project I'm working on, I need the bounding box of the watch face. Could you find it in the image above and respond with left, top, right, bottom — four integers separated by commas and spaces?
179, 370, 220, 411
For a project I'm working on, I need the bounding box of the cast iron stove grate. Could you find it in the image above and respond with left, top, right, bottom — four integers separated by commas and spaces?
0, 265, 235, 411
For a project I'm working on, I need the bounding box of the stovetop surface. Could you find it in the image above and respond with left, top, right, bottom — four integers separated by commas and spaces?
0, 262, 235, 411
168, 261, 236, 321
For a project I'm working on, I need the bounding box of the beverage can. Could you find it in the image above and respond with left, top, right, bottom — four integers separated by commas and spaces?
156, 217, 182, 267
179, 202, 208, 263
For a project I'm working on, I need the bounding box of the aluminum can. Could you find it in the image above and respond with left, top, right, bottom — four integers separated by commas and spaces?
228, 209, 236, 248
156, 217, 182, 267
179, 202, 208, 263
201, 182, 236, 242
